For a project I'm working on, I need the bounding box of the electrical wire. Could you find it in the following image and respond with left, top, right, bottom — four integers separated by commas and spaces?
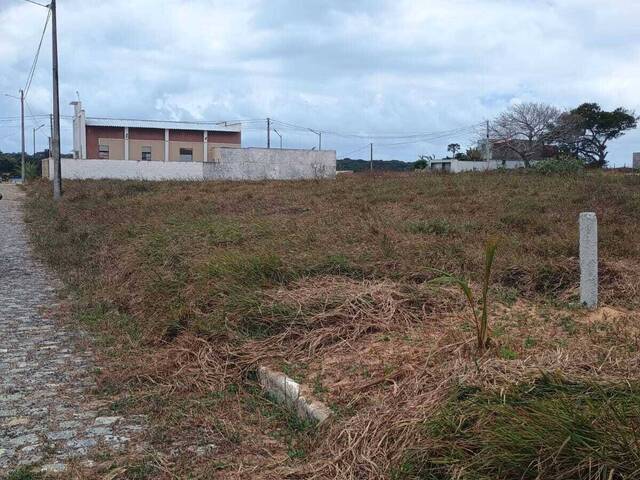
23, 0, 49, 7
23, 7, 51, 99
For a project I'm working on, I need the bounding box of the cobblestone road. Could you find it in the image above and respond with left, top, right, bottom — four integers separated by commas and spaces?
0, 184, 144, 475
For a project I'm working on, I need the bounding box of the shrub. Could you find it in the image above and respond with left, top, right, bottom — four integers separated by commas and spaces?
535, 155, 584, 175
413, 159, 428, 170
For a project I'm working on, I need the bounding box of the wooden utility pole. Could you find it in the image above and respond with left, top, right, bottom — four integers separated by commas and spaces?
51, 0, 62, 199
267, 117, 271, 149
485, 120, 491, 161
20, 89, 25, 183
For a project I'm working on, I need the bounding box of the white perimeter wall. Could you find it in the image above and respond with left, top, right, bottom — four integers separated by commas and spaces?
204, 148, 336, 180
46, 158, 204, 181
450, 159, 529, 173
44, 148, 336, 181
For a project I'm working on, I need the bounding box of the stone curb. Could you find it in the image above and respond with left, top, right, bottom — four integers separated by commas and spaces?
257, 366, 332, 424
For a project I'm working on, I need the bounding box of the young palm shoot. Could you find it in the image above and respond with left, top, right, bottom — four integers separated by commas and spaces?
430, 239, 498, 352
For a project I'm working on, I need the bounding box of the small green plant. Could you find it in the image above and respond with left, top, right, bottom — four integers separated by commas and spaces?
499, 346, 518, 360
408, 218, 452, 236
6, 468, 41, 480
431, 239, 498, 352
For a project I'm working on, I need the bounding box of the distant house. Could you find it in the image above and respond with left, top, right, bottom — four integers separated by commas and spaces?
490, 139, 558, 162
42, 102, 336, 181
427, 158, 529, 173
71, 102, 241, 162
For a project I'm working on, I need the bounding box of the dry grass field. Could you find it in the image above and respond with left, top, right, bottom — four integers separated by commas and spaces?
24, 171, 640, 479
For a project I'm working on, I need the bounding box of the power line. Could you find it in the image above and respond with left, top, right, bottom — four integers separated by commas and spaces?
22, 0, 50, 7
270, 118, 485, 140
23, 7, 51, 99
341, 144, 371, 157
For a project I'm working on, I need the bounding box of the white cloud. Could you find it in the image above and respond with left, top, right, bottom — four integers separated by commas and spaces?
0, 0, 638, 164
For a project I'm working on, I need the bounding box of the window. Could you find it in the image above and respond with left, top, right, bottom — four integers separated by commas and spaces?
98, 144, 109, 159
179, 148, 193, 162
141, 146, 152, 161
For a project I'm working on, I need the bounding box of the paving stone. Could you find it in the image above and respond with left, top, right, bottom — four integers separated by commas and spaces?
0, 185, 146, 475
94, 416, 121, 426
46, 430, 76, 441
41, 463, 67, 473
8, 433, 39, 447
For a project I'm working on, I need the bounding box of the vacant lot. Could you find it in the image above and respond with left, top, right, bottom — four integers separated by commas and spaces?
25, 171, 640, 479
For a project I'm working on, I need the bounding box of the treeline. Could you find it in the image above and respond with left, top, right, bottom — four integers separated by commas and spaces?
0, 151, 48, 178
337, 158, 412, 172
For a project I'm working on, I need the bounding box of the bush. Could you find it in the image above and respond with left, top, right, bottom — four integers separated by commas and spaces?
413, 159, 428, 170
535, 155, 584, 175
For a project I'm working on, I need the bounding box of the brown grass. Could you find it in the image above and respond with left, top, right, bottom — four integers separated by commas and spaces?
23, 171, 640, 478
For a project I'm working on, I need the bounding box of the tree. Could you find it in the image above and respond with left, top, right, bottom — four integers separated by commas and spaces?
447, 143, 460, 159
465, 147, 483, 161
490, 102, 562, 167
560, 103, 638, 168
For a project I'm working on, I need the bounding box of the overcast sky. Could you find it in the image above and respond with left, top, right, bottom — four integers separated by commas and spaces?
1, 0, 639, 164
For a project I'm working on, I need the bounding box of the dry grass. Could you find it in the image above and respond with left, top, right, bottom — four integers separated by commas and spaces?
23, 171, 640, 479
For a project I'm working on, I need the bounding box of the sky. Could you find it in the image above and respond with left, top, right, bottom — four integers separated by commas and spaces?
0, 0, 639, 164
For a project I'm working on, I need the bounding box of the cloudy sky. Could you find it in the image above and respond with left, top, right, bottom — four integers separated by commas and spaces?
1, 0, 639, 164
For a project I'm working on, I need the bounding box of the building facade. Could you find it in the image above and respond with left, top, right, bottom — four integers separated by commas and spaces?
71, 102, 241, 162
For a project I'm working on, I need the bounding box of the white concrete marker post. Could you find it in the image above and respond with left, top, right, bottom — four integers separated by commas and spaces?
579, 212, 598, 309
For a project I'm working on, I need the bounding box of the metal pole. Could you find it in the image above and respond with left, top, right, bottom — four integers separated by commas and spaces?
370, 143, 373, 173
267, 117, 271, 149
319, 132, 322, 151
51, 0, 62, 199
33, 127, 36, 158
20, 89, 25, 183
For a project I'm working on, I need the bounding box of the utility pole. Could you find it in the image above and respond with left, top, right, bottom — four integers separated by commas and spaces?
33, 123, 45, 158
266, 117, 271, 149
485, 120, 491, 162
273, 128, 283, 149
51, 0, 62, 199
370, 143, 373, 173
20, 89, 25, 183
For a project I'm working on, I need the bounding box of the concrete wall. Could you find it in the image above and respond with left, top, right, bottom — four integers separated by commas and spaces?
451, 159, 529, 173
43, 148, 336, 182
45, 158, 204, 181
204, 148, 336, 180
430, 159, 530, 173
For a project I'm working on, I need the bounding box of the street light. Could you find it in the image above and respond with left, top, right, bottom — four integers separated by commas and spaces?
309, 128, 322, 151
273, 128, 283, 149
3, 91, 25, 183
33, 124, 45, 156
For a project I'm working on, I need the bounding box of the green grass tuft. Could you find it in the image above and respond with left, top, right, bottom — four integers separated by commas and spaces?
401, 374, 640, 480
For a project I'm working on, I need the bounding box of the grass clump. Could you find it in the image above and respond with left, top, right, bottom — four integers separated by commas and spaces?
403, 374, 640, 480
407, 218, 453, 236
6, 468, 41, 480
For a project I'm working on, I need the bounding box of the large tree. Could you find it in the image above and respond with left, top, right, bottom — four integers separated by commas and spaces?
447, 143, 460, 159
490, 102, 562, 167
560, 103, 637, 168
